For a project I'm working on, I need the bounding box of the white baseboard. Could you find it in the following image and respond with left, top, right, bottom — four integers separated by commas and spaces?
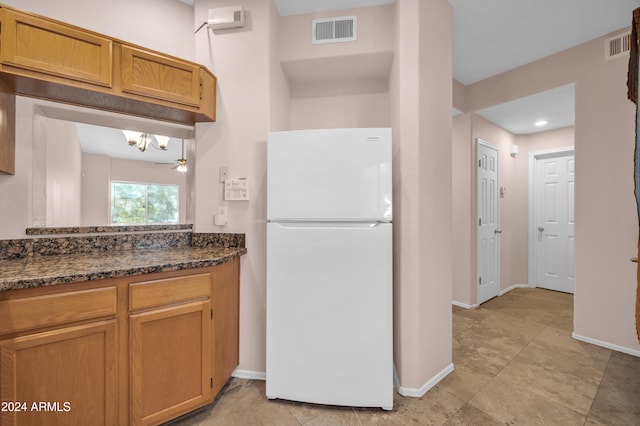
232, 369, 266, 380
499, 283, 530, 296
453, 284, 530, 309
572, 333, 640, 358
397, 363, 454, 398
452, 300, 478, 309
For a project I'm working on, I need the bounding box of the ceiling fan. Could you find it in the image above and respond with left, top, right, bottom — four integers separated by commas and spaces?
174, 139, 188, 173
152, 139, 187, 173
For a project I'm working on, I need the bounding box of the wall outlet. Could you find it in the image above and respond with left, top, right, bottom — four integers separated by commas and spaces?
219, 167, 228, 183
217, 206, 228, 216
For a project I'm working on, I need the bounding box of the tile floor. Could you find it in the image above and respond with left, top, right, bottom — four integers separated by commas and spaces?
169, 288, 640, 425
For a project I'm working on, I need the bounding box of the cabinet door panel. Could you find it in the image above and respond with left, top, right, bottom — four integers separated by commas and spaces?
130, 300, 211, 426
211, 257, 240, 397
0, 9, 112, 87
0, 320, 117, 426
121, 45, 201, 107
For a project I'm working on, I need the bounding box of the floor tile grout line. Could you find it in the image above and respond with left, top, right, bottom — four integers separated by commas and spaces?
580, 350, 614, 425
460, 290, 580, 420
478, 291, 610, 422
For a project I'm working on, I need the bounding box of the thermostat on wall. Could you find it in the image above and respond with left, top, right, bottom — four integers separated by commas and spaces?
224, 179, 250, 201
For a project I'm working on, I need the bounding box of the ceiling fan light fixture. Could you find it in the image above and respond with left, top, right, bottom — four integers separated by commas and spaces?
176, 159, 188, 173
176, 139, 187, 173
155, 135, 170, 150
137, 133, 155, 152
123, 130, 142, 146
123, 131, 172, 153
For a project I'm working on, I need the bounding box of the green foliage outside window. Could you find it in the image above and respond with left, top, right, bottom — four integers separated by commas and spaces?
111, 182, 178, 224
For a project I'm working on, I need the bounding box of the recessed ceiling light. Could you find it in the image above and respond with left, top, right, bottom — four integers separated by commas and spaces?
535, 120, 548, 127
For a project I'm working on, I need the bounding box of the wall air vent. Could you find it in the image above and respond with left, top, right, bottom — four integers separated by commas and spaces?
312, 16, 357, 45
605, 31, 631, 61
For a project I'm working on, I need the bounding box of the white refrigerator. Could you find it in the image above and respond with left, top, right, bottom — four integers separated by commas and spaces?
266, 128, 393, 410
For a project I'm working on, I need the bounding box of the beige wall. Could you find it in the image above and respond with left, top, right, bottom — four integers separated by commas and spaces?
279, 5, 394, 62
45, 120, 82, 227
290, 92, 390, 130
463, 28, 639, 354
282, 5, 394, 130
453, 79, 467, 113
194, 0, 278, 374
391, 0, 453, 392
452, 113, 473, 304
81, 154, 110, 225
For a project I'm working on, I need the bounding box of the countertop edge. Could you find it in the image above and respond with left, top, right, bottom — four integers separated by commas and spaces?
0, 247, 247, 292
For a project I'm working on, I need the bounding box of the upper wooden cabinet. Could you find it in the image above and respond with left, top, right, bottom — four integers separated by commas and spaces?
0, 4, 217, 175
121, 46, 201, 107
0, 4, 215, 125
0, 8, 113, 88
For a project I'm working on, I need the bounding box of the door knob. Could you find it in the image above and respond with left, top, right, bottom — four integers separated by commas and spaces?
494, 229, 502, 234
537, 227, 544, 232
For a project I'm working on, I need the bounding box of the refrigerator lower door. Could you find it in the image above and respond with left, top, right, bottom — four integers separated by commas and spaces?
266, 222, 393, 410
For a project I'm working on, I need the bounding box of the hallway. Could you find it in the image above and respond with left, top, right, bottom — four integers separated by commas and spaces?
170, 288, 640, 425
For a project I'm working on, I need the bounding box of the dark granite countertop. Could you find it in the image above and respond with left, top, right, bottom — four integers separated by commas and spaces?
0, 246, 247, 291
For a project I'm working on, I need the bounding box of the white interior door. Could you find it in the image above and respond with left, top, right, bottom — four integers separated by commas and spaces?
477, 140, 500, 304
533, 152, 575, 293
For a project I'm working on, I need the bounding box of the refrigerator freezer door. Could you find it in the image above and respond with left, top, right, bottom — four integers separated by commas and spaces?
266, 222, 393, 409
267, 128, 392, 222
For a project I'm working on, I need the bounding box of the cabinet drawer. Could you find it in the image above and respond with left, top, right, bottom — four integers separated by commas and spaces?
0, 8, 113, 87
121, 45, 201, 107
129, 273, 210, 311
0, 286, 117, 335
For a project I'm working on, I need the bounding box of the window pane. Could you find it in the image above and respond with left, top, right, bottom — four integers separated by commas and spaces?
147, 185, 179, 223
111, 182, 147, 224
110, 182, 179, 224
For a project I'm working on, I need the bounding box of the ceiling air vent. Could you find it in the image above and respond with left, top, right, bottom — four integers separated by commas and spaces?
312, 16, 357, 44
605, 31, 631, 61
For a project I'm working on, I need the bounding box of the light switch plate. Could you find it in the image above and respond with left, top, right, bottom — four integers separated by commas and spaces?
219, 167, 228, 183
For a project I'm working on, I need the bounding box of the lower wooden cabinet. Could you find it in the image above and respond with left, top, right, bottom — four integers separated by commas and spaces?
130, 301, 212, 426
0, 260, 241, 426
0, 320, 118, 426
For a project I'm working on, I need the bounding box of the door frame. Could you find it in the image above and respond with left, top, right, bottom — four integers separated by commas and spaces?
527, 146, 575, 288
476, 138, 500, 304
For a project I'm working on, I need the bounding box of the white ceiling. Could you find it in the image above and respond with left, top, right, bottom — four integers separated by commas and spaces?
76, 123, 184, 165
476, 84, 576, 135
450, 0, 639, 85
273, 0, 394, 16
